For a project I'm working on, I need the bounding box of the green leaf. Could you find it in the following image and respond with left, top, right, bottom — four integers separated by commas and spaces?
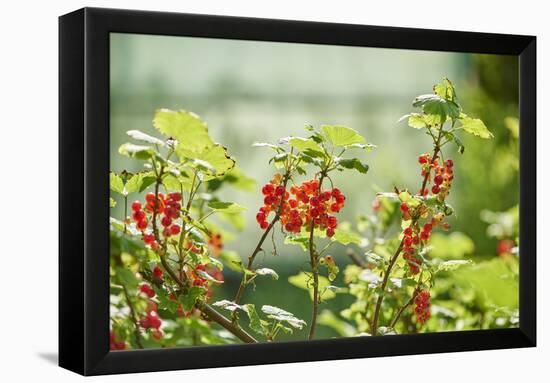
110, 172, 124, 194
346, 143, 377, 152
127, 129, 165, 146
321, 125, 366, 147
197, 270, 224, 284
252, 142, 279, 150
288, 137, 325, 155
458, 114, 493, 139
219, 251, 244, 273
243, 304, 266, 335
155, 288, 179, 312
207, 201, 247, 214
178, 286, 203, 311
444, 131, 465, 154
338, 158, 369, 174
118, 143, 156, 160
288, 272, 336, 301
317, 310, 356, 337
125, 173, 143, 194
504, 117, 519, 139
179, 144, 236, 177
255, 268, 279, 280
153, 109, 213, 152
212, 299, 242, 312
435, 259, 473, 273
261, 305, 306, 329
429, 232, 475, 260
332, 229, 362, 245
115, 267, 138, 289
398, 113, 430, 129
413, 94, 460, 124
433, 78, 458, 103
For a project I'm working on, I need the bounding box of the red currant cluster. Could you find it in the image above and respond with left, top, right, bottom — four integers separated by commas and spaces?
131, 192, 182, 250
414, 290, 431, 325
109, 331, 126, 350
139, 283, 155, 298
400, 207, 445, 274
255, 176, 345, 238
418, 155, 454, 200
139, 302, 162, 331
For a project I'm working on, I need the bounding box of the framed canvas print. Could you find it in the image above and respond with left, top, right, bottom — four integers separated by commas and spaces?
59, 7, 536, 376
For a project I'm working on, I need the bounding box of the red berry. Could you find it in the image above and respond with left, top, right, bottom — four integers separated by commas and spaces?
145, 193, 156, 202
256, 212, 266, 223
136, 219, 148, 231
326, 228, 335, 237
275, 186, 285, 196
133, 210, 145, 221
260, 221, 269, 230
168, 192, 182, 201
140, 317, 151, 329
289, 199, 298, 208
153, 265, 163, 278
331, 188, 341, 197
262, 184, 275, 195
404, 227, 413, 237
140, 283, 155, 298
169, 224, 180, 235
148, 313, 162, 329
434, 175, 443, 185
446, 159, 454, 168
431, 185, 440, 194
423, 223, 433, 232
143, 233, 155, 245
161, 216, 172, 227
400, 203, 409, 213
418, 155, 428, 164
131, 201, 142, 212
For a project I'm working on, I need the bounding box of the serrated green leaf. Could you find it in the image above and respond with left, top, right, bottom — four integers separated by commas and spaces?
244, 304, 266, 335
255, 268, 279, 280
207, 201, 247, 214
435, 259, 473, 272
332, 228, 361, 245
338, 158, 369, 174
261, 305, 306, 329
124, 173, 143, 194
118, 143, 156, 160
413, 94, 460, 124
115, 267, 138, 289
458, 114, 493, 139
179, 144, 236, 177
288, 137, 325, 156
197, 270, 224, 284
153, 109, 213, 151
110, 172, 124, 194
127, 129, 165, 146
178, 286, 203, 311
321, 125, 366, 147
434, 78, 458, 103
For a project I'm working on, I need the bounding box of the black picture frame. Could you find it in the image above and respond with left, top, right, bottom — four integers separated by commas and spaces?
59, 7, 537, 376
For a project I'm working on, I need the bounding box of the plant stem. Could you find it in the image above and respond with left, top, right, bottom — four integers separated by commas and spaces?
123, 195, 128, 234
307, 171, 327, 340
233, 171, 292, 305
370, 125, 444, 335
158, 253, 257, 343
148, 167, 257, 344
122, 284, 144, 349
389, 277, 422, 329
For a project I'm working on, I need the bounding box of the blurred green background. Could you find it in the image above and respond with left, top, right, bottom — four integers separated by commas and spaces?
110, 33, 519, 339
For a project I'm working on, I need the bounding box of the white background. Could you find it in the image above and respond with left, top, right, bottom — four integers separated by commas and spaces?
0, 0, 546, 381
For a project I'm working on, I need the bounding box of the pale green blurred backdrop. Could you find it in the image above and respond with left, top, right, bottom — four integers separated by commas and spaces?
110, 33, 519, 339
